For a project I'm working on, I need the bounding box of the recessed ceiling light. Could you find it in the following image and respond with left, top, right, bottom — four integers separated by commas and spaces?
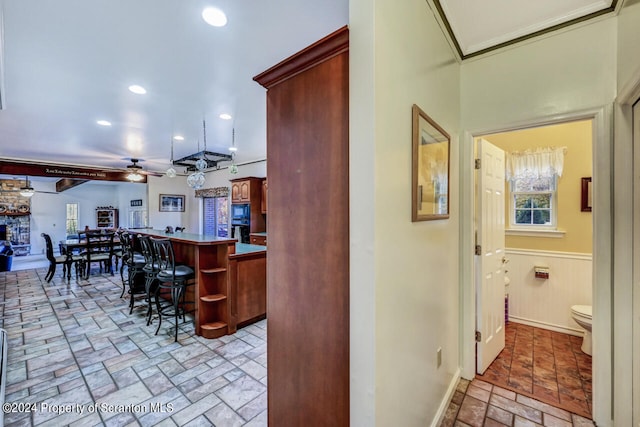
228, 146, 238, 152
219, 113, 232, 120
202, 7, 227, 27
173, 135, 184, 141
128, 85, 147, 94
97, 120, 112, 126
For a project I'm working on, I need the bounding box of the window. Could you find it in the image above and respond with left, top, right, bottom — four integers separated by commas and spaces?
507, 146, 565, 231
203, 196, 229, 237
511, 177, 555, 227
65, 203, 79, 235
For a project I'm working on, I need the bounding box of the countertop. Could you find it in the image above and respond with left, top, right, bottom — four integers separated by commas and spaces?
250, 232, 267, 237
232, 243, 267, 258
134, 229, 236, 245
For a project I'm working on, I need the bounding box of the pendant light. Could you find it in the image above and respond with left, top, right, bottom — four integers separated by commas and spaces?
195, 119, 208, 171
229, 128, 238, 175
166, 138, 177, 178
19, 176, 35, 197
187, 121, 206, 189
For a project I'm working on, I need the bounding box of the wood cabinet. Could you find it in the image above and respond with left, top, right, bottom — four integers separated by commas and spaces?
231, 177, 260, 203
96, 208, 118, 228
249, 233, 266, 246
254, 26, 349, 426
230, 177, 266, 233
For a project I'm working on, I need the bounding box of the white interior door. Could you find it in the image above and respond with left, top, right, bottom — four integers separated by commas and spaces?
476, 138, 506, 374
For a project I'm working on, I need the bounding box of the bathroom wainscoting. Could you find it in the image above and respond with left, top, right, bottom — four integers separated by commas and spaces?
505, 249, 592, 335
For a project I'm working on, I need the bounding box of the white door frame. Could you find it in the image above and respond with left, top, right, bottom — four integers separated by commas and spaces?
459, 105, 612, 426
614, 70, 640, 427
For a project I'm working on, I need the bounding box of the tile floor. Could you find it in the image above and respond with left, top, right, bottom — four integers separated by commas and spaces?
440, 378, 595, 427
477, 322, 592, 418
0, 266, 267, 426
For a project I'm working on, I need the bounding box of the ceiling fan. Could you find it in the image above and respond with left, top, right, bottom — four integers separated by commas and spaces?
123, 158, 163, 181
0, 176, 59, 197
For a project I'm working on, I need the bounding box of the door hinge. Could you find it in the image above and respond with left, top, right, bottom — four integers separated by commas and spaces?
475, 331, 482, 342
475, 159, 481, 169
475, 245, 482, 256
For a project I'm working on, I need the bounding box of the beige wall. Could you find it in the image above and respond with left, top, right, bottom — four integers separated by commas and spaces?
351, 0, 461, 424
482, 120, 593, 253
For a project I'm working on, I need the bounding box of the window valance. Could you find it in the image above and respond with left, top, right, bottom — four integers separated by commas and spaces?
195, 187, 229, 198
506, 146, 567, 183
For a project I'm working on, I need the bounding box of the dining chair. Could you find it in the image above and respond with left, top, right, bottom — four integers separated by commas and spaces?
81, 231, 115, 278
42, 233, 82, 282
150, 237, 195, 342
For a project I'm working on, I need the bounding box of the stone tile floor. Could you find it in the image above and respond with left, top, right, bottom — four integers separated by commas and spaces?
440, 378, 595, 427
0, 267, 267, 426
477, 323, 592, 418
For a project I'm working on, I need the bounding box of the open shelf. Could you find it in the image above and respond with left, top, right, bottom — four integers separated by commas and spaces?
200, 294, 226, 303
201, 267, 227, 274
201, 321, 228, 339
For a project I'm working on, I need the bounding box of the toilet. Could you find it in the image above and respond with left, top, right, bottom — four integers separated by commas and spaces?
571, 305, 592, 356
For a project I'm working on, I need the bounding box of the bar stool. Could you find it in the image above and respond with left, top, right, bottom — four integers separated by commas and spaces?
138, 235, 160, 325
150, 237, 195, 342
119, 232, 147, 312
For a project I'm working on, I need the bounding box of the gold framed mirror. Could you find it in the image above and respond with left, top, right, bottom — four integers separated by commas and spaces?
412, 104, 450, 221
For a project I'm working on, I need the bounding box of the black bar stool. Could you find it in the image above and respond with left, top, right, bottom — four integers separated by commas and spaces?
149, 237, 195, 342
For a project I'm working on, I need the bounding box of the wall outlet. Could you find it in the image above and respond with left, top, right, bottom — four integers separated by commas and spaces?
437, 347, 442, 368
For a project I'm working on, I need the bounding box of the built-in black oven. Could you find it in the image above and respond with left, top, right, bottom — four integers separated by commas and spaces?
231, 203, 250, 225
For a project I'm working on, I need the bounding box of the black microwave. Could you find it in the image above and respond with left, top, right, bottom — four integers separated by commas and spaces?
231, 203, 250, 224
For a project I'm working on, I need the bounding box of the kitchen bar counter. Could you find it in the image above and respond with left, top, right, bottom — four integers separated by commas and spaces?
133, 230, 266, 337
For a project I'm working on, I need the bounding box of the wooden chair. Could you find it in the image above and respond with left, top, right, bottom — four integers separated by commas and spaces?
81, 231, 115, 278
150, 237, 195, 342
139, 235, 160, 325
42, 233, 81, 282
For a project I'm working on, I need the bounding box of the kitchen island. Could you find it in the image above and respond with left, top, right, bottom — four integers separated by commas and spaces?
133, 230, 266, 338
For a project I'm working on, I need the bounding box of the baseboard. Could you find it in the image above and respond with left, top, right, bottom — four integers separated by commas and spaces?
431, 367, 461, 427
509, 316, 583, 337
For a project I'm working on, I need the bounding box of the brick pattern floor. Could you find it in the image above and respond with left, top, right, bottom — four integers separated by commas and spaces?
476, 322, 592, 418
440, 378, 595, 427
0, 267, 267, 426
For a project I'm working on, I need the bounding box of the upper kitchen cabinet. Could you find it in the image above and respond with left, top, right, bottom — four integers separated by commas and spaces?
230, 177, 262, 204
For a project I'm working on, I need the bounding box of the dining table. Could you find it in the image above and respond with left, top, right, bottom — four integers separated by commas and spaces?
59, 236, 120, 279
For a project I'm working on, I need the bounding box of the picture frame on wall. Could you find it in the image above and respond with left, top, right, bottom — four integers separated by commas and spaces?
412, 104, 451, 221
159, 194, 185, 212
581, 177, 592, 212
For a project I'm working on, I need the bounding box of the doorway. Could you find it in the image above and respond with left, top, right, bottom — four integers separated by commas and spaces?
461, 107, 612, 425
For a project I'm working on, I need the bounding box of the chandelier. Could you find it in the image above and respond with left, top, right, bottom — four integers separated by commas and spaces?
166, 137, 177, 178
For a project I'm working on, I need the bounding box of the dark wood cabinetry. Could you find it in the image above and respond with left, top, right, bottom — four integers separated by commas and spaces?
230, 177, 265, 233
249, 233, 266, 246
96, 208, 118, 229
254, 26, 349, 426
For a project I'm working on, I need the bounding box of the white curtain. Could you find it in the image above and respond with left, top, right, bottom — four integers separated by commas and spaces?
506, 146, 567, 182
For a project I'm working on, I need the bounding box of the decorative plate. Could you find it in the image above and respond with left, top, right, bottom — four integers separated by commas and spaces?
17, 205, 29, 213
0, 205, 6, 213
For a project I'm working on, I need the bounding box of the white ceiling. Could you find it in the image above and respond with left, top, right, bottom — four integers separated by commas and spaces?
0, 0, 348, 174
0, 1, 624, 177
435, 0, 619, 58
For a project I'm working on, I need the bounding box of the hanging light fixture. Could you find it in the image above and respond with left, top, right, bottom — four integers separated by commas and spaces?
195, 119, 208, 171
126, 159, 144, 182
19, 176, 35, 198
166, 137, 177, 178
229, 128, 238, 174
187, 121, 207, 189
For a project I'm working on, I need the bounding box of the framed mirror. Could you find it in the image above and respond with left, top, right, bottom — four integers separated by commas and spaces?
412, 104, 450, 221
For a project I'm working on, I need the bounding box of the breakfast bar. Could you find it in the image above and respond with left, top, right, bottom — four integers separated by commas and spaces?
134, 230, 266, 338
